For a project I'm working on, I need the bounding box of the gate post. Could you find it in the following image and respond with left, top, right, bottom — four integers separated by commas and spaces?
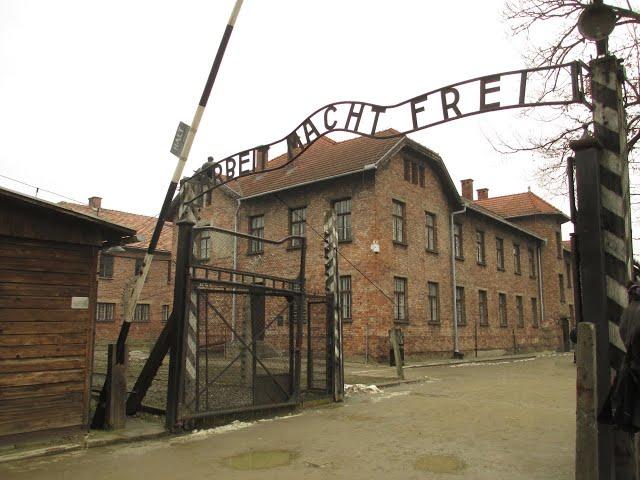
166, 218, 194, 431
324, 211, 343, 401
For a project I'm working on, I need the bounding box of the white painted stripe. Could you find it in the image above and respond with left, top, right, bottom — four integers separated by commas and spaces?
185, 358, 196, 379
601, 150, 622, 176
228, 0, 244, 26
592, 69, 616, 90
187, 336, 197, 356
601, 186, 624, 217
603, 231, 627, 263
123, 252, 155, 323
594, 106, 620, 132
609, 320, 626, 353
606, 275, 628, 309
189, 313, 197, 332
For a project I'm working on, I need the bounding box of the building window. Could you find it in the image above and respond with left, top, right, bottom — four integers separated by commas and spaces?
476, 230, 486, 265
167, 260, 172, 284
425, 212, 437, 252
248, 215, 264, 254
513, 243, 521, 275
528, 247, 536, 278
479, 290, 488, 326
134, 258, 143, 276
205, 190, 212, 206
559, 274, 566, 303
411, 162, 419, 185
392, 200, 406, 244
340, 275, 352, 321
99, 254, 114, 279
456, 286, 466, 326
162, 305, 170, 323
566, 260, 572, 288
516, 295, 524, 328
556, 231, 562, 259
334, 198, 352, 242
394, 277, 408, 322
569, 304, 575, 326
290, 207, 306, 248
454, 223, 463, 259
198, 236, 211, 261
96, 303, 115, 322
499, 293, 507, 327
418, 165, 425, 187
531, 298, 539, 327
403, 159, 411, 181
496, 237, 505, 271
428, 282, 440, 324
133, 303, 150, 323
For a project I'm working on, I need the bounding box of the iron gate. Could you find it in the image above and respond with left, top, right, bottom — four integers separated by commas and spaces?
166, 223, 324, 429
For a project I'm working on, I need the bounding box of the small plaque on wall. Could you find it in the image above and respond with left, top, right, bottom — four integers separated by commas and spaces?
71, 297, 89, 309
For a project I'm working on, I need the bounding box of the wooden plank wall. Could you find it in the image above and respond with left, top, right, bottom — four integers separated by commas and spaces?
0, 235, 97, 439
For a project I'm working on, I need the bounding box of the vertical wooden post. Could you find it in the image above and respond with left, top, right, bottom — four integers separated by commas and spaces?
166, 218, 194, 431
576, 322, 598, 480
105, 343, 128, 430
324, 211, 343, 401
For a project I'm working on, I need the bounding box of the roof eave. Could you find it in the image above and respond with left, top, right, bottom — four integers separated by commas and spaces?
466, 203, 546, 243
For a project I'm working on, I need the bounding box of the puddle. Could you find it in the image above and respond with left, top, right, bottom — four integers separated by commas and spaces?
414, 453, 467, 474
223, 450, 298, 470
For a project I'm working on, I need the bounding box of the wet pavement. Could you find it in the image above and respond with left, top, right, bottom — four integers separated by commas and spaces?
0, 353, 575, 479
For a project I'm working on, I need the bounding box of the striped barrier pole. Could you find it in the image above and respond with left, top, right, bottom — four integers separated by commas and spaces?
324, 211, 343, 401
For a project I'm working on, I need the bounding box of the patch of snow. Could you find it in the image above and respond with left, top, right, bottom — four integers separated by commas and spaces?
344, 384, 382, 395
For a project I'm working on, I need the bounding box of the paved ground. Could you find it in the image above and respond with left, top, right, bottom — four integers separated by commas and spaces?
1, 353, 575, 479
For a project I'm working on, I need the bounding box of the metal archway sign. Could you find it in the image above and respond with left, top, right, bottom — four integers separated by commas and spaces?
185, 61, 587, 203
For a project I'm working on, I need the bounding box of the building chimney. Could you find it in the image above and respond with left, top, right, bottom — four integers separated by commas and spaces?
255, 146, 269, 172
476, 188, 489, 200
88, 196, 102, 209
461, 179, 474, 201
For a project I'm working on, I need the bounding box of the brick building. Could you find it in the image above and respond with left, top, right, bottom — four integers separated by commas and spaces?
189, 131, 574, 361
60, 197, 174, 343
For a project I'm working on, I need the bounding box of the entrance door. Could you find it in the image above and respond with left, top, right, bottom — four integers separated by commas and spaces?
560, 317, 570, 352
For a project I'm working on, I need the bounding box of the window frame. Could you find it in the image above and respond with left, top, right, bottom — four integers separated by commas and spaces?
454, 223, 464, 260
333, 198, 352, 243
96, 302, 115, 322
496, 237, 505, 271
498, 293, 508, 327
455, 286, 466, 326
133, 303, 150, 323
425, 212, 437, 252
198, 235, 211, 261
162, 304, 170, 323
513, 243, 521, 275
516, 295, 524, 328
556, 231, 563, 259
99, 254, 114, 279
248, 214, 265, 254
289, 206, 307, 249
476, 230, 486, 265
427, 281, 440, 325
392, 200, 406, 245
339, 275, 352, 322
393, 277, 408, 323
479, 289, 489, 326
531, 297, 539, 328
528, 246, 536, 278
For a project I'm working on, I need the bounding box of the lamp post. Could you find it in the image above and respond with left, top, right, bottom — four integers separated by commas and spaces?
574, 2, 636, 478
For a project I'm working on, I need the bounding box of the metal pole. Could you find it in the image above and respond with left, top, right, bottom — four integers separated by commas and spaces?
115, 0, 245, 356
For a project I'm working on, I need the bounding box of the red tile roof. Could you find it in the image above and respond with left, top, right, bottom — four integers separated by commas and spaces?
58, 202, 173, 252
228, 130, 405, 198
474, 191, 569, 221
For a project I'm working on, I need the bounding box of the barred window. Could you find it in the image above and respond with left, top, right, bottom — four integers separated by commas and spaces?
499, 293, 507, 327
162, 305, 170, 323
531, 298, 539, 327
392, 200, 406, 244
133, 304, 150, 323
516, 295, 524, 328
528, 247, 536, 278
454, 223, 463, 259
513, 243, 521, 275
334, 199, 352, 242
248, 215, 264, 254
340, 275, 352, 321
496, 238, 504, 270
394, 277, 408, 322
99, 254, 114, 279
428, 282, 440, 324
476, 230, 486, 264
455, 286, 466, 326
290, 207, 306, 248
198, 236, 211, 260
96, 302, 115, 322
425, 212, 437, 251
479, 290, 488, 326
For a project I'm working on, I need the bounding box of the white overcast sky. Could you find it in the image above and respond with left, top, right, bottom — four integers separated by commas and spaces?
0, 0, 631, 243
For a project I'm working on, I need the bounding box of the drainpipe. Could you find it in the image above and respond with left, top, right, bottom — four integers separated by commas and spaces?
450, 204, 466, 356
231, 198, 241, 340
537, 244, 545, 324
